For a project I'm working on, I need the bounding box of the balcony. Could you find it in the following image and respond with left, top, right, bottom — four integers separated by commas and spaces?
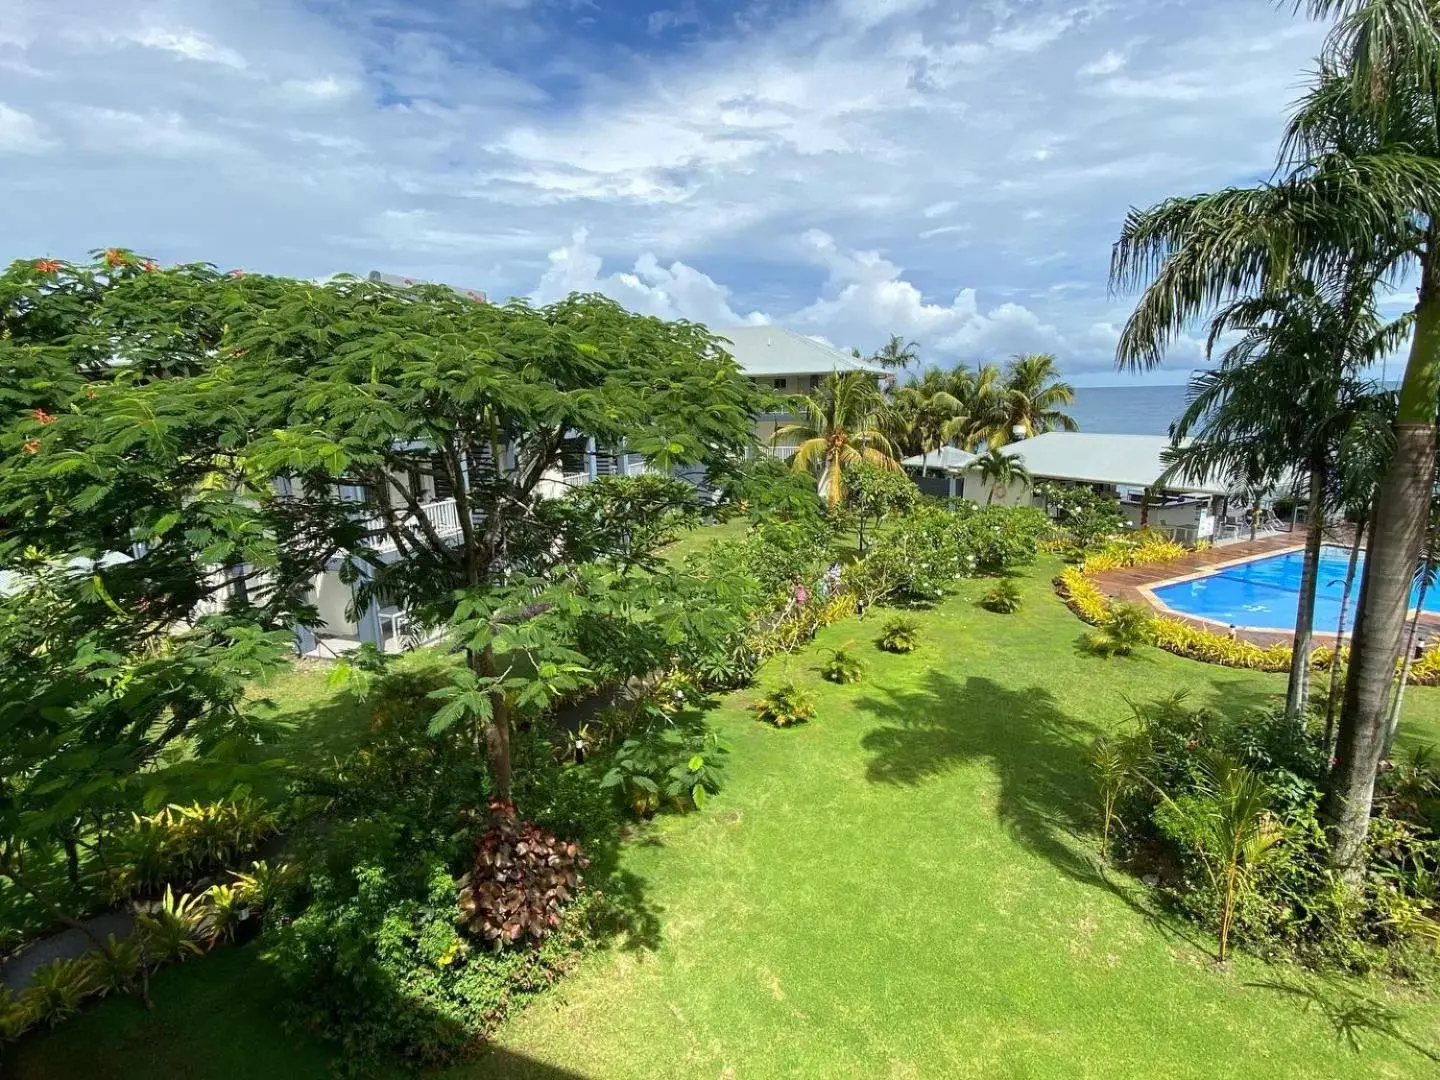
369, 497, 464, 553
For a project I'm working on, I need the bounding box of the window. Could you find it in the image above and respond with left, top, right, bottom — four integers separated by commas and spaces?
809, 374, 823, 390
772, 377, 787, 390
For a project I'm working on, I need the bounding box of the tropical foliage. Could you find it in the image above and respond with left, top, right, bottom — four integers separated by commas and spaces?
776, 370, 900, 507
1110, 0, 1440, 881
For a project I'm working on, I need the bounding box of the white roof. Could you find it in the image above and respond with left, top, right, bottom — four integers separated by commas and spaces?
367, 270, 487, 303
902, 447, 977, 472
717, 326, 889, 376
985, 433, 1229, 495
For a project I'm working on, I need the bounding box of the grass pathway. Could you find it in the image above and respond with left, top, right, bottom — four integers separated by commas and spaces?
12, 558, 1440, 1079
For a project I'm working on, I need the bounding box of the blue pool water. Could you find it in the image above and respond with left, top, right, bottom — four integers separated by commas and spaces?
1152, 546, 1440, 633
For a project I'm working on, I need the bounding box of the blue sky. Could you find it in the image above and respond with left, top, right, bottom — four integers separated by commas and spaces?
0, 0, 1340, 380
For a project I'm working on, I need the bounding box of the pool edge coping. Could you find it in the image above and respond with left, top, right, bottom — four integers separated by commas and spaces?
1137, 544, 1317, 636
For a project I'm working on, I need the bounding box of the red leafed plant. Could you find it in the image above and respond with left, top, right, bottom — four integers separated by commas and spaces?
457, 801, 588, 948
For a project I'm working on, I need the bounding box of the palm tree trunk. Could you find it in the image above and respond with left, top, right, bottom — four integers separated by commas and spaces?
1248, 498, 1260, 542
1385, 570, 1431, 760
1285, 454, 1326, 719
1324, 517, 1366, 749
1324, 269, 1440, 884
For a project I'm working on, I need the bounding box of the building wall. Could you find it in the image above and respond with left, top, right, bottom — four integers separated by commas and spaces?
313, 569, 359, 638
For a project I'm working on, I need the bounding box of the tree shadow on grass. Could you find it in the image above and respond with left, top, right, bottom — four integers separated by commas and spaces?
856, 673, 1103, 881
852, 672, 1214, 952
1247, 975, 1440, 1064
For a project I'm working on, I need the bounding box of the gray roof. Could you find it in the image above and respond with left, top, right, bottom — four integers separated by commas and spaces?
367, 270, 487, 303
717, 326, 889, 376
986, 433, 1230, 495
902, 447, 977, 473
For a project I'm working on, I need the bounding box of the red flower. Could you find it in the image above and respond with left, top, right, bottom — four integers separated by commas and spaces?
33, 259, 62, 274
1329, 756, 1340, 768
228, 268, 246, 278
31, 408, 55, 425
84, 386, 97, 399
142, 259, 158, 272
103, 248, 128, 268
1185, 739, 1198, 750
22, 439, 39, 454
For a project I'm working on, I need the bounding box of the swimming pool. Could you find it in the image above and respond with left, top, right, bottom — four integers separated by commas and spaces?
1149, 546, 1440, 633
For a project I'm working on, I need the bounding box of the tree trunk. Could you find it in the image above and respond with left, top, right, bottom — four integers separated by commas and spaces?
1285, 455, 1326, 719
1139, 489, 1151, 530
1323, 274, 1440, 883
1385, 569, 1431, 759
472, 644, 512, 804
1324, 517, 1366, 748
1249, 499, 1260, 542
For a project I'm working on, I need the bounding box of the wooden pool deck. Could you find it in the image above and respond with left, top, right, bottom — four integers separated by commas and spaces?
1086, 534, 1440, 648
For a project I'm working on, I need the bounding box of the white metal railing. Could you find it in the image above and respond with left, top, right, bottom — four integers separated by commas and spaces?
758, 444, 801, 460
562, 470, 591, 487
370, 497, 463, 552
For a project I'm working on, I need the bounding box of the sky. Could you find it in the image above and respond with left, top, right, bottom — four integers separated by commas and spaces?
0, 0, 1343, 382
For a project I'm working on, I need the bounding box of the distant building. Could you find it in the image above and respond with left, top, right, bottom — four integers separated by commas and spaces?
716, 325, 888, 450
903, 432, 1234, 543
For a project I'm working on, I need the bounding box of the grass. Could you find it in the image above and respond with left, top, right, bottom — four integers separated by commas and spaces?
12, 553, 1440, 1079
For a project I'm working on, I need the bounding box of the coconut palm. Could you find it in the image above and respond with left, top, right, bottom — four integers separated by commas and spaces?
775, 370, 900, 507
940, 362, 1008, 450
870, 334, 920, 371
1110, 3, 1440, 879
884, 368, 963, 458
991, 353, 1078, 444
973, 447, 1032, 505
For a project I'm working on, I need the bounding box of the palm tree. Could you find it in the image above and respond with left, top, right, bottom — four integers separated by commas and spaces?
991, 353, 1079, 444
940, 362, 1007, 450
1386, 505, 1440, 756
775, 370, 900, 507
884, 368, 963, 458
1110, 4, 1440, 880
1164, 277, 1404, 720
973, 447, 1032, 505
870, 334, 920, 371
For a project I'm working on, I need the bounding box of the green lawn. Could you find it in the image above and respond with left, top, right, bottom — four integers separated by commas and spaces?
12, 556, 1440, 1079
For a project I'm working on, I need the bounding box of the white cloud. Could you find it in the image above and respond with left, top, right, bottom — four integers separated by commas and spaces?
281, 75, 358, 101
0, 101, 51, 151
532, 229, 770, 328
125, 26, 247, 68
1079, 49, 1126, 77
0, 0, 1335, 374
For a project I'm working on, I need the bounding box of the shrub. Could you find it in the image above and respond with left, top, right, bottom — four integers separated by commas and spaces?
87, 933, 144, 998
1036, 483, 1127, 551
1084, 602, 1153, 657
25, 958, 94, 1027
232, 859, 294, 912
597, 723, 726, 817
0, 986, 36, 1041
819, 644, 865, 684
878, 617, 921, 654
110, 797, 279, 898
753, 681, 817, 727
201, 883, 250, 945
980, 579, 1023, 614
1094, 693, 1440, 972
457, 803, 588, 948
268, 852, 601, 1075
134, 886, 208, 964
1081, 531, 1191, 573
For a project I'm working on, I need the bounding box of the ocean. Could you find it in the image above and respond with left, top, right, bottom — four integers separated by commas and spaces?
1067, 384, 1189, 436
